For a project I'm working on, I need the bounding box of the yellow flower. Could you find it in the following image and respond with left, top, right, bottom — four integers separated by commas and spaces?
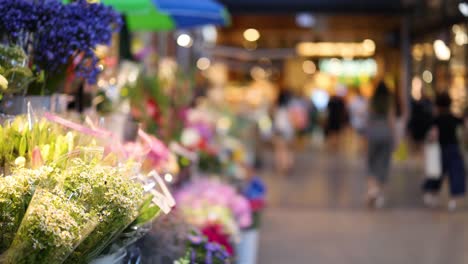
0, 74, 8, 90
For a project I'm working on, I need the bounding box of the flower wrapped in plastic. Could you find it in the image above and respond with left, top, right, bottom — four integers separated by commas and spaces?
58, 156, 145, 263
0, 148, 168, 263
0, 115, 87, 172
2, 188, 97, 264
0, 165, 57, 253
45, 114, 175, 173
0, 44, 35, 95
87, 169, 174, 263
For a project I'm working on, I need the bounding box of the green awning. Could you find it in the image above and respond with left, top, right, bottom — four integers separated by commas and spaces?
64, 0, 229, 31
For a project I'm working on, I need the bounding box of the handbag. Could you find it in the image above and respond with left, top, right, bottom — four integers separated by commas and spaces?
424, 142, 442, 179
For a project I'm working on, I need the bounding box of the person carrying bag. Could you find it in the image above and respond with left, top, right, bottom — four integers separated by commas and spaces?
424, 127, 442, 179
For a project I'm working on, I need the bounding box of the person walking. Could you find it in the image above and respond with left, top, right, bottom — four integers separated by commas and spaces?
325, 94, 348, 152
408, 90, 434, 147
348, 88, 368, 135
366, 81, 395, 208
348, 88, 368, 152
422, 92, 466, 211
273, 89, 294, 175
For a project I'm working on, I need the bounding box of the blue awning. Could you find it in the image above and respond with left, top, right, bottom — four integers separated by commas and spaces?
151, 0, 230, 28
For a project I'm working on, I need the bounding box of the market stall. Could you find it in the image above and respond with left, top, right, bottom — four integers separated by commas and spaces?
0, 1, 264, 263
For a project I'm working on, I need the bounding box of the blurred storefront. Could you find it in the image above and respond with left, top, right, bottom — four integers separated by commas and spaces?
210, 14, 405, 117
410, 0, 467, 115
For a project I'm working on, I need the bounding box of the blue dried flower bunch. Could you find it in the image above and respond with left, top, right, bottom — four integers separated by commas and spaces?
0, 0, 122, 84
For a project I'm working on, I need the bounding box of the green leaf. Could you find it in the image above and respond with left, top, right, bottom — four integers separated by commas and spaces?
139, 194, 153, 211
4, 67, 35, 94
132, 204, 161, 226
19, 136, 27, 157
5, 67, 33, 78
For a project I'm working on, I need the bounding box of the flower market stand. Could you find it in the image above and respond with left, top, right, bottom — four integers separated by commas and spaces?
0, 94, 70, 115
236, 229, 260, 264
89, 248, 127, 264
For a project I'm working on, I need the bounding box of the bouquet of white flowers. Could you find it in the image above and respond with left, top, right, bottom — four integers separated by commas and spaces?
2, 188, 97, 264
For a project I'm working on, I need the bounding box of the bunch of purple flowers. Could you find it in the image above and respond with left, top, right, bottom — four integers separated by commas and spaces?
0, 0, 121, 85
185, 231, 230, 264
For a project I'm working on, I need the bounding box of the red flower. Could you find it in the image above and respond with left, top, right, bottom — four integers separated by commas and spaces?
201, 224, 234, 255
249, 199, 266, 212
147, 99, 159, 119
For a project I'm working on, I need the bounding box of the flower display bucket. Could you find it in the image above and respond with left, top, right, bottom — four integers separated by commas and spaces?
236, 229, 259, 264
99, 113, 138, 142
90, 248, 127, 264
0, 94, 70, 115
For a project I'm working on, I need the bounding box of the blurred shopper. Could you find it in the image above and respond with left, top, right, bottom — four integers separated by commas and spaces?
289, 94, 309, 133
348, 88, 368, 135
289, 93, 311, 149
325, 94, 348, 151
348, 88, 368, 152
304, 96, 319, 138
366, 81, 395, 208
422, 93, 466, 211
273, 89, 294, 174
408, 91, 434, 147
422, 126, 442, 207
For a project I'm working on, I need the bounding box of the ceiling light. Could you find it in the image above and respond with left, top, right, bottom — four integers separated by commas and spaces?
202, 26, 217, 44
362, 39, 376, 53
452, 24, 461, 34
319, 58, 377, 77
328, 58, 342, 76
433, 40, 451, 61
302, 60, 316, 74
422, 70, 433, 83
459, 2, 468, 17
250, 66, 267, 80
296, 42, 376, 57
177, 34, 193, 48
243, 28, 260, 42
296, 13, 316, 28
196, 57, 211, 71
455, 31, 468, 46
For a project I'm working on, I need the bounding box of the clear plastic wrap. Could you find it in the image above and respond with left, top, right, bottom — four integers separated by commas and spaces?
58, 150, 145, 264
1, 188, 97, 264
0, 111, 97, 173
0, 114, 170, 263
0, 166, 56, 253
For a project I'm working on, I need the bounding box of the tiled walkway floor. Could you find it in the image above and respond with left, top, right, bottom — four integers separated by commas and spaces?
258, 146, 468, 264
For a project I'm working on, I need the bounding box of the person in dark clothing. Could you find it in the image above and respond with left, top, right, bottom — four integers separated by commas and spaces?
325, 95, 348, 151
326, 95, 347, 134
408, 95, 434, 144
422, 92, 466, 211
